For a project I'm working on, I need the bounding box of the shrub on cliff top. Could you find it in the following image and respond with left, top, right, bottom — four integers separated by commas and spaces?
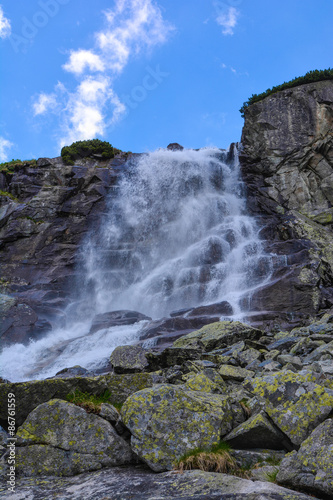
61, 139, 121, 165
240, 68, 333, 116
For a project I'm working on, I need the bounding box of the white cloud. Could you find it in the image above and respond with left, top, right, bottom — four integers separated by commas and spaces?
33, 0, 174, 148
0, 137, 13, 162
0, 6, 11, 39
63, 50, 105, 75
33, 93, 58, 115
216, 6, 239, 35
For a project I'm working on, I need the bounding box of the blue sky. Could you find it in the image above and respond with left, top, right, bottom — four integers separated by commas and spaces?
0, 0, 332, 161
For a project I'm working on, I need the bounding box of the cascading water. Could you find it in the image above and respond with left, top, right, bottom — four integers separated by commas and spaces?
0, 146, 274, 382
80, 146, 272, 318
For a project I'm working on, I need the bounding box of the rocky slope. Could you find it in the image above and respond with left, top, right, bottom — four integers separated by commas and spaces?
1, 317, 333, 499
240, 80, 333, 325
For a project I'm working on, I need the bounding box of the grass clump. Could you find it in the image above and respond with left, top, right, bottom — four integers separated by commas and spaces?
65, 389, 113, 414
0, 159, 36, 174
265, 467, 279, 483
61, 139, 121, 165
240, 68, 333, 116
0, 190, 18, 202
176, 441, 237, 474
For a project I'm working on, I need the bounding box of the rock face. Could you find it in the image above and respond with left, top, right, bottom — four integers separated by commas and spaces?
277, 418, 333, 497
240, 80, 333, 324
0, 155, 129, 344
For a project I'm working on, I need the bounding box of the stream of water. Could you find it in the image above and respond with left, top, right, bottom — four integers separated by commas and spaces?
0, 146, 275, 381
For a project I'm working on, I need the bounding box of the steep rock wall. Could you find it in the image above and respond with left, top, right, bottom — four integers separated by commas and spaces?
240, 80, 333, 323
0, 155, 129, 343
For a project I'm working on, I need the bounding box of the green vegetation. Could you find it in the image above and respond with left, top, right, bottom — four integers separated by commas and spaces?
265, 467, 279, 483
0, 190, 18, 202
175, 441, 237, 474
65, 389, 115, 414
61, 139, 121, 165
240, 68, 333, 116
0, 159, 36, 174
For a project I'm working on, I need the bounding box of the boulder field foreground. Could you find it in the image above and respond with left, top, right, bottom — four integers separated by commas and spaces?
0, 81, 333, 499
1, 318, 333, 499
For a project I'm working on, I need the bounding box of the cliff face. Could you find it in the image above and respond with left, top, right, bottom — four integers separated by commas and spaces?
0, 155, 129, 343
240, 80, 333, 323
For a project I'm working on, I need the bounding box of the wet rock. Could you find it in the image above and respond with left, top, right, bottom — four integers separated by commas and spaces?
54, 365, 94, 378
90, 310, 151, 334
186, 301, 233, 317
167, 143, 184, 151
145, 346, 200, 370
16, 399, 135, 476
277, 418, 333, 498
110, 345, 149, 373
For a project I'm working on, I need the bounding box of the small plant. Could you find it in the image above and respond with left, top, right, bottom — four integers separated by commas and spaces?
65, 389, 113, 414
61, 139, 121, 165
175, 441, 237, 474
265, 467, 279, 483
0, 159, 36, 174
0, 190, 18, 202
240, 68, 333, 116
240, 398, 251, 418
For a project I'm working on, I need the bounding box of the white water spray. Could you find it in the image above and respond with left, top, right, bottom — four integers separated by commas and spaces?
0, 146, 274, 381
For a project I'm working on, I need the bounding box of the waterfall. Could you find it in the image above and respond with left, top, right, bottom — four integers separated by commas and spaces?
0, 146, 274, 382
79, 146, 272, 318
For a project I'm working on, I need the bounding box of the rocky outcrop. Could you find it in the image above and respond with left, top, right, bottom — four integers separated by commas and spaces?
240, 80, 333, 324
1, 317, 333, 499
0, 155, 129, 344
0, 468, 316, 500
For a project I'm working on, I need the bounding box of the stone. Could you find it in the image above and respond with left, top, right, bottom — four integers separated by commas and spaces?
225, 413, 289, 450
0, 467, 316, 499
110, 345, 149, 373
186, 301, 233, 317
121, 384, 235, 471
250, 465, 279, 482
99, 402, 121, 425
167, 143, 184, 151
173, 321, 262, 351
145, 346, 200, 370
246, 370, 333, 446
90, 310, 151, 334
184, 372, 222, 393
16, 399, 135, 476
0, 376, 108, 429
104, 372, 159, 405
231, 449, 285, 470
277, 418, 333, 498
219, 365, 255, 382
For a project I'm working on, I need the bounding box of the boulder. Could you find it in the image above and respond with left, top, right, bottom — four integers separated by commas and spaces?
0, 467, 316, 499
121, 384, 235, 471
104, 371, 161, 405
246, 370, 333, 446
225, 413, 289, 450
0, 376, 108, 429
16, 399, 135, 476
110, 345, 149, 373
219, 365, 255, 382
277, 418, 333, 498
173, 321, 262, 351
89, 310, 151, 334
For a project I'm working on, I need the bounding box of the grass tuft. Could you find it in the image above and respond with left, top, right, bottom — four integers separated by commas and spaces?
176, 441, 237, 474
65, 389, 113, 414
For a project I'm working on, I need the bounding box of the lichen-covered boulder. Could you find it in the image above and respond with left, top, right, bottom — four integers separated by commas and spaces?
110, 345, 149, 373
15, 399, 135, 476
184, 372, 222, 393
105, 371, 161, 405
246, 371, 333, 446
0, 376, 109, 428
219, 365, 255, 382
277, 418, 333, 497
121, 384, 235, 471
225, 413, 289, 450
173, 321, 262, 351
